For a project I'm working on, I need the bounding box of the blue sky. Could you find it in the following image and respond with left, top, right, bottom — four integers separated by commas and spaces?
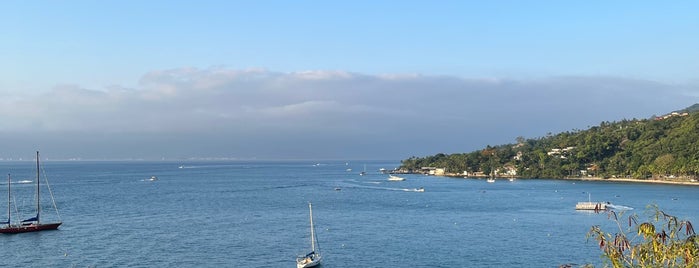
1, 1, 698, 160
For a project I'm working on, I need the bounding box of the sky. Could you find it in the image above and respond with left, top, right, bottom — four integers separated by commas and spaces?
1, 1, 698, 160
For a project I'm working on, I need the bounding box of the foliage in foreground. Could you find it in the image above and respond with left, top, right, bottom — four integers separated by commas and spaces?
587, 205, 698, 267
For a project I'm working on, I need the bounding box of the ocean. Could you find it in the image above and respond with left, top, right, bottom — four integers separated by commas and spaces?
0, 160, 697, 267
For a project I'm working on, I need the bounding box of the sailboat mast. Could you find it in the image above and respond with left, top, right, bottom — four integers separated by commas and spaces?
309, 203, 315, 252
36, 151, 40, 224
7, 174, 10, 225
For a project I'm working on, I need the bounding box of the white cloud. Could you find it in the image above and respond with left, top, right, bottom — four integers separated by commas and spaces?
1, 67, 697, 159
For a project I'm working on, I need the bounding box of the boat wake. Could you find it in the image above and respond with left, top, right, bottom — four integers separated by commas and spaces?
606, 204, 633, 211
338, 181, 423, 192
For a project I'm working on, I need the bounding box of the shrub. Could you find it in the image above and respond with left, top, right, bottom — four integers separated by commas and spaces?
587, 204, 698, 267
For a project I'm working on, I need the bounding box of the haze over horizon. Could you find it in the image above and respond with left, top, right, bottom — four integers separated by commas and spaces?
2, 1, 698, 161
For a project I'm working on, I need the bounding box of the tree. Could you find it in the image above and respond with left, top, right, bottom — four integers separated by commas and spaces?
652, 154, 675, 178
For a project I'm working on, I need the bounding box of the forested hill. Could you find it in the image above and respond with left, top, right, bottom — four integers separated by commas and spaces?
399, 104, 699, 180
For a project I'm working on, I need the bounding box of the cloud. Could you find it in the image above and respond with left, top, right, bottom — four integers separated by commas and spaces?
0, 68, 697, 160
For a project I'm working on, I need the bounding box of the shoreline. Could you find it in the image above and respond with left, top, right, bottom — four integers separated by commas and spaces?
441, 173, 699, 186
559, 177, 699, 186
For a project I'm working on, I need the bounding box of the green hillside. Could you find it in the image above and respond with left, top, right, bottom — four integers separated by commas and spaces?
399, 104, 699, 181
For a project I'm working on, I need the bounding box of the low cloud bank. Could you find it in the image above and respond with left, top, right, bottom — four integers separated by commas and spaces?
1, 68, 696, 160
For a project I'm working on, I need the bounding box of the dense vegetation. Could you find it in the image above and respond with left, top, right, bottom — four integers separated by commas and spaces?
400, 104, 699, 180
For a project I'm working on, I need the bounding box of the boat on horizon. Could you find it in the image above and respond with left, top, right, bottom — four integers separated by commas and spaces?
0, 151, 62, 234
296, 203, 322, 268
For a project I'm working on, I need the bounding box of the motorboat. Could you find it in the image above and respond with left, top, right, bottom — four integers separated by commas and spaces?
388, 175, 405, 181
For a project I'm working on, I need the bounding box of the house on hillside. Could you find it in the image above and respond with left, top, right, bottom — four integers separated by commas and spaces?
421, 167, 445, 175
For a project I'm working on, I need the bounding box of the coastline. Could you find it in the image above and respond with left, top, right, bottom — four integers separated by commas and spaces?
440, 173, 699, 186
559, 177, 699, 186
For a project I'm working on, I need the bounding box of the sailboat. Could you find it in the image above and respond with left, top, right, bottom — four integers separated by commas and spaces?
296, 203, 321, 268
359, 164, 366, 176
0, 151, 62, 234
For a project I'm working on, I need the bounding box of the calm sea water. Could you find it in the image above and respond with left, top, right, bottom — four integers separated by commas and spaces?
0, 160, 697, 267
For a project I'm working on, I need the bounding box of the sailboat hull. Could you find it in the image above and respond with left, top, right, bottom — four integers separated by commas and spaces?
0, 222, 62, 234
296, 255, 321, 268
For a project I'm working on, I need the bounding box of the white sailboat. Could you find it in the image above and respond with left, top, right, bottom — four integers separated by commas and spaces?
297, 203, 321, 268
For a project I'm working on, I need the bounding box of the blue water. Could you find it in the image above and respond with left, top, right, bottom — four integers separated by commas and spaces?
0, 160, 697, 267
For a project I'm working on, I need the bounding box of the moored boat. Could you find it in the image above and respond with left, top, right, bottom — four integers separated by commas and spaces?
0, 151, 62, 234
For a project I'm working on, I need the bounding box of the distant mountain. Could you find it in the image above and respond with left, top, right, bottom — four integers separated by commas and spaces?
400, 104, 699, 180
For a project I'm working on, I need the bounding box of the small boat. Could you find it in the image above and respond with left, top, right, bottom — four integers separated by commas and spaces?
297, 203, 322, 268
388, 175, 405, 181
1, 151, 62, 234
414, 187, 425, 192
334, 187, 341, 191
148, 176, 158, 181
486, 178, 495, 183
575, 193, 608, 210
575, 202, 608, 210
359, 164, 366, 176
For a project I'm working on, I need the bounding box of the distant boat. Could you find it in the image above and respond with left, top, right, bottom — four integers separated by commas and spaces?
508, 178, 515, 182
575, 193, 608, 210
0, 151, 62, 234
148, 176, 158, 181
414, 187, 425, 192
359, 164, 366, 176
388, 175, 405, 181
297, 203, 322, 268
486, 178, 495, 183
